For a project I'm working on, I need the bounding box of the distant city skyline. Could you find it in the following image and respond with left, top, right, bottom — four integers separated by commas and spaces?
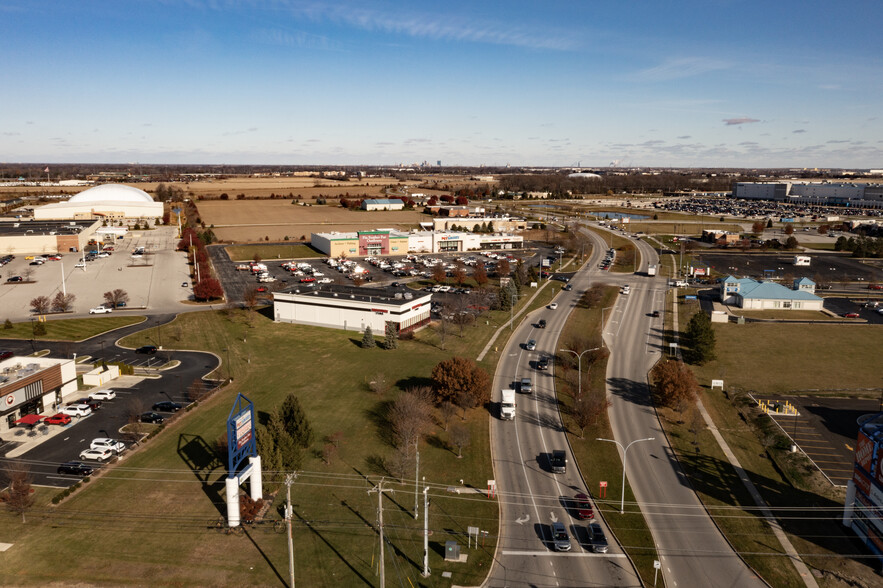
2, 1, 882, 168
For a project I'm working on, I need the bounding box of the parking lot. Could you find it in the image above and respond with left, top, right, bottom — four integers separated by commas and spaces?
210, 243, 555, 304
0, 226, 193, 320
694, 251, 881, 284
759, 395, 882, 486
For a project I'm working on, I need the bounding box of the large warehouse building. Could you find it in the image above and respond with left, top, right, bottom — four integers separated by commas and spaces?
733, 182, 883, 208
33, 183, 164, 221
311, 229, 523, 256
273, 284, 432, 333
0, 219, 100, 254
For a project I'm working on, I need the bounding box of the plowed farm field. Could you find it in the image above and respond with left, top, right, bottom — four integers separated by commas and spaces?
198, 200, 426, 242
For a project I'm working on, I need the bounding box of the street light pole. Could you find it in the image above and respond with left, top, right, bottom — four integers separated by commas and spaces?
559, 347, 600, 402
596, 437, 655, 514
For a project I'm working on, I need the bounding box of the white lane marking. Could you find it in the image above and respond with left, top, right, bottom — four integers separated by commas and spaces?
549, 511, 558, 523
501, 550, 627, 558
515, 514, 529, 525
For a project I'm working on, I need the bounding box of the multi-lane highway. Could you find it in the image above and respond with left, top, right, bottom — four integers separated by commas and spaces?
486, 233, 642, 587
487, 226, 763, 587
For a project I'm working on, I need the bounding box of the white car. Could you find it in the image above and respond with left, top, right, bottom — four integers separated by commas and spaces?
74, 261, 86, 268
97, 252, 110, 258
88, 389, 117, 401
90, 438, 126, 454
61, 404, 92, 417
317, 278, 333, 284
79, 447, 113, 462
549, 303, 558, 310
89, 306, 112, 314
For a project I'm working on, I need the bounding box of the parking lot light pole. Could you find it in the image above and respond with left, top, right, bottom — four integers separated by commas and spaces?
596, 437, 655, 514
559, 347, 600, 402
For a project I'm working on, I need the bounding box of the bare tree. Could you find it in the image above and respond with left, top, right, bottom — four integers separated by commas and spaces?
571, 396, 611, 439
30, 296, 51, 315
2, 462, 35, 523
388, 387, 433, 451
439, 401, 457, 431
51, 292, 76, 313
188, 379, 207, 402
449, 424, 471, 458
243, 288, 258, 312
368, 372, 390, 396
103, 289, 130, 309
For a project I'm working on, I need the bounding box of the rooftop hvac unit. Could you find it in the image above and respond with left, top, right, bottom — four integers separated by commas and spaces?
404, 293, 413, 300
394, 293, 403, 299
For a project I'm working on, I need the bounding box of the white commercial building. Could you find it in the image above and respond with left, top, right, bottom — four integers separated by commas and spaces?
733, 182, 883, 208
311, 229, 523, 256
0, 356, 78, 434
33, 183, 164, 221
273, 284, 432, 333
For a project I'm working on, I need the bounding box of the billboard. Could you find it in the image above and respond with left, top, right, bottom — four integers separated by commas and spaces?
856, 430, 875, 474
226, 393, 257, 475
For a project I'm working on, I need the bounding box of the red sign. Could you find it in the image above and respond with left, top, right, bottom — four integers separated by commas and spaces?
599, 481, 607, 498
371, 308, 388, 314
856, 431, 875, 473
5, 394, 14, 406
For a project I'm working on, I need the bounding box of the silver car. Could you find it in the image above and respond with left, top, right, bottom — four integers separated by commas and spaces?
551, 521, 571, 552
526, 339, 537, 351
590, 522, 608, 553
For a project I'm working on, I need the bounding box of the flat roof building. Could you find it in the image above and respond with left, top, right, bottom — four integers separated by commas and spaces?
311, 228, 523, 256
733, 182, 883, 208
0, 219, 100, 255
273, 284, 432, 334
0, 356, 78, 434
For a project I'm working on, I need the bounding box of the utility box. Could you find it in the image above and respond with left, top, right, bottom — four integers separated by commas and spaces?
445, 540, 460, 561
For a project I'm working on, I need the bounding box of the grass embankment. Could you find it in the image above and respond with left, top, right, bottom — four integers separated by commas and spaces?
225, 243, 325, 261
555, 286, 657, 584
0, 309, 499, 587
800, 242, 837, 250
661, 306, 883, 585
626, 221, 743, 235
0, 316, 146, 341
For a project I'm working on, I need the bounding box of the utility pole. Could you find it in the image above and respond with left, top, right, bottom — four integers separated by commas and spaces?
368, 479, 394, 588
423, 484, 430, 577
414, 445, 420, 519
284, 472, 298, 588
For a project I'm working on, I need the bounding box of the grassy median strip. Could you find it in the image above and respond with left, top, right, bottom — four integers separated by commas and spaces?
3, 308, 501, 587
224, 242, 325, 261
583, 226, 637, 273
555, 286, 658, 584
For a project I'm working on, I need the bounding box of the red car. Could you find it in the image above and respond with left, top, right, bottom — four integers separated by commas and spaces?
869, 284, 883, 290
843, 312, 860, 318
299, 277, 315, 283
256, 286, 268, 293
573, 493, 594, 520
44, 413, 72, 426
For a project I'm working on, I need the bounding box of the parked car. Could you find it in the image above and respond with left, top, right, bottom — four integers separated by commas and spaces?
589, 522, 609, 553
135, 345, 158, 354
89, 306, 112, 314
74, 398, 102, 411
43, 413, 72, 426
526, 339, 537, 351
0, 350, 13, 360
88, 389, 117, 401
7, 276, 23, 282
843, 312, 860, 318
563, 284, 572, 291
57, 461, 94, 476
79, 447, 114, 462
573, 493, 594, 520
61, 404, 91, 417
90, 438, 126, 454
140, 412, 165, 424
551, 521, 572, 552
152, 401, 183, 412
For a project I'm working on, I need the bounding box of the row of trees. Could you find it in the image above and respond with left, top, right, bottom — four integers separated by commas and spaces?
29, 292, 77, 314
177, 227, 223, 301
360, 322, 398, 350
834, 235, 883, 258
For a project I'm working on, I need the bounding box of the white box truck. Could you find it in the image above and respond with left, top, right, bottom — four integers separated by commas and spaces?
500, 389, 516, 420
647, 264, 658, 276
793, 255, 811, 266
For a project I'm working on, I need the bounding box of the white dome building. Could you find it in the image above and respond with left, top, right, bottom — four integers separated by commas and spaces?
33, 183, 164, 221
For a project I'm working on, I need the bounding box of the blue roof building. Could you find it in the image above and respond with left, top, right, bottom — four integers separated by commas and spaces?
720, 275, 823, 310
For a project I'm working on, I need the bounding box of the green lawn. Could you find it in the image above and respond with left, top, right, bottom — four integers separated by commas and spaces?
1, 309, 498, 587
555, 286, 657, 584
0, 315, 146, 341
584, 227, 637, 273
225, 243, 325, 261
663, 307, 883, 585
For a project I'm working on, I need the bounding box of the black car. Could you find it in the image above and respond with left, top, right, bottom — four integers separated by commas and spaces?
140, 412, 165, 424
57, 461, 94, 476
135, 345, 158, 354
7, 276, 23, 282
537, 357, 550, 371
152, 401, 183, 412
537, 319, 547, 329
74, 398, 102, 411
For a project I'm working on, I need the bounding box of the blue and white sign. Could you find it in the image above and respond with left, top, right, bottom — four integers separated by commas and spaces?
226, 393, 257, 475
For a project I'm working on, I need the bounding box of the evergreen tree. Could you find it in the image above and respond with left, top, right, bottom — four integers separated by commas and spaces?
361, 325, 376, 348
255, 424, 284, 486
267, 411, 302, 469
384, 321, 398, 350
278, 394, 314, 449
766, 218, 773, 228
685, 311, 716, 364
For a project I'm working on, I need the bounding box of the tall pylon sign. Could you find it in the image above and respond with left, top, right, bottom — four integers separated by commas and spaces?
224, 393, 262, 527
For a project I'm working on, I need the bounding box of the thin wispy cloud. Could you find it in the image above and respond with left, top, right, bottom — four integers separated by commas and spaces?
723, 118, 760, 126
253, 27, 336, 51
632, 57, 729, 82
793, 129, 806, 133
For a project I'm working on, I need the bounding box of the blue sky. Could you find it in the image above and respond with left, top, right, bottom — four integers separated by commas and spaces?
2, 0, 882, 167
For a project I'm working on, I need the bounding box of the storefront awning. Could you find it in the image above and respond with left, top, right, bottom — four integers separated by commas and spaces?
14, 414, 45, 426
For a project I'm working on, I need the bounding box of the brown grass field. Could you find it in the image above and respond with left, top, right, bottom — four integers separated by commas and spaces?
197, 200, 428, 242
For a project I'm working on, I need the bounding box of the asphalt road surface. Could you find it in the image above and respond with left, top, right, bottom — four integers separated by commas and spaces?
486, 231, 642, 587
